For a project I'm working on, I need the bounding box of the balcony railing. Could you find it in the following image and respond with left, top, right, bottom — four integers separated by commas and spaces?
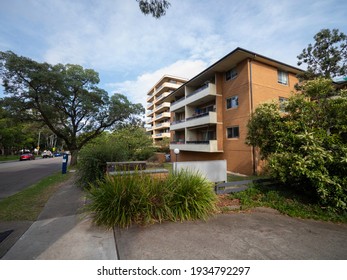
170, 139, 221, 153
186, 140, 210, 144
170, 119, 186, 131
186, 112, 210, 121
171, 111, 217, 130
171, 96, 185, 106
171, 119, 185, 125
155, 122, 170, 128
186, 84, 209, 98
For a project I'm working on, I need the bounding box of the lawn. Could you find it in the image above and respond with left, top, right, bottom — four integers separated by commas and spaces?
0, 155, 20, 162
0, 172, 72, 221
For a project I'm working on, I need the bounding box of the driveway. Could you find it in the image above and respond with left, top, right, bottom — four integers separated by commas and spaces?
115, 208, 347, 260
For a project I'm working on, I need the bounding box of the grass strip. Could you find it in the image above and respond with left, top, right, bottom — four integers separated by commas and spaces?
0, 172, 72, 221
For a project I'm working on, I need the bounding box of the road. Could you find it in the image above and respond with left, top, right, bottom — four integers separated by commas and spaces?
0, 157, 63, 200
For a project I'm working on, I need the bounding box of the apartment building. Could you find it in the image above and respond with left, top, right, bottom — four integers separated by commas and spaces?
146, 75, 188, 144
163, 48, 303, 175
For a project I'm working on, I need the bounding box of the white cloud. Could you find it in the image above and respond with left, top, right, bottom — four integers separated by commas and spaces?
107, 59, 208, 108
1, 0, 347, 105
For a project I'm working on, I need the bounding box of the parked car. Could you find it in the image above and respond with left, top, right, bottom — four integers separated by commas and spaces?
42, 150, 53, 158
53, 152, 62, 157
20, 153, 35, 161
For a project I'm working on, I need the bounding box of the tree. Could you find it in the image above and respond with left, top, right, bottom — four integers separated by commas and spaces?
297, 28, 347, 80
246, 78, 347, 210
137, 0, 171, 18
77, 125, 154, 188
0, 105, 38, 155
0, 51, 144, 165
112, 125, 154, 160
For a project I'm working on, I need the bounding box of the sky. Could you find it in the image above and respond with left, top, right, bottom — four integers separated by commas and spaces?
0, 0, 346, 109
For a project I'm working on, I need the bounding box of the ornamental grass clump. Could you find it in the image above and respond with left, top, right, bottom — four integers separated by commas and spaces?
86, 170, 217, 228
165, 170, 217, 221
86, 173, 146, 228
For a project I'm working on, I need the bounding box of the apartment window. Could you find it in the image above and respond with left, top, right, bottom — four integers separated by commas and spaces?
226, 67, 237, 81
227, 126, 239, 139
226, 96, 239, 109
279, 97, 288, 112
278, 70, 288, 85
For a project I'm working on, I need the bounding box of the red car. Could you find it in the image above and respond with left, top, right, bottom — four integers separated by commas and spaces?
20, 153, 35, 161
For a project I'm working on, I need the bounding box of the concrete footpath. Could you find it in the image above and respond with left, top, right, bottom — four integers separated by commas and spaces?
1, 176, 117, 260
1, 176, 347, 260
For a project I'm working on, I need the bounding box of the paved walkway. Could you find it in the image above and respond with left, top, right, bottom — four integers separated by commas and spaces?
1, 176, 117, 260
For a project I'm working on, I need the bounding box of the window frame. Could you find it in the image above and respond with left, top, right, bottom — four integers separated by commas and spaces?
277, 70, 288, 85
226, 95, 239, 110
225, 67, 238, 81
279, 96, 288, 112
226, 126, 240, 139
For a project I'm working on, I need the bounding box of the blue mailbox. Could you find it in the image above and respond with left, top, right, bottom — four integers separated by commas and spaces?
62, 153, 69, 174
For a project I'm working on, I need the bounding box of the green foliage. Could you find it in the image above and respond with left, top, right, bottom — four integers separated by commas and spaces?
297, 28, 347, 79
137, 0, 171, 18
0, 106, 38, 154
86, 170, 217, 228
246, 102, 283, 159
230, 183, 347, 223
112, 125, 155, 160
247, 78, 347, 210
76, 126, 155, 188
76, 133, 128, 188
0, 51, 144, 165
0, 172, 72, 221
155, 137, 170, 153
165, 170, 217, 221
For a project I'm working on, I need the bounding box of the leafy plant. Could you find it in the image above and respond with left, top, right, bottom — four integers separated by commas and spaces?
165, 170, 217, 221
76, 133, 128, 188
86, 170, 217, 228
247, 78, 347, 210
76, 125, 155, 188
230, 183, 347, 223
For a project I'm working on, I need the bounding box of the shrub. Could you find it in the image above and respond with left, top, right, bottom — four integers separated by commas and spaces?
247, 78, 347, 210
165, 170, 217, 221
76, 134, 128, 188
86, 170, 217, 228
76, 125, 155, 189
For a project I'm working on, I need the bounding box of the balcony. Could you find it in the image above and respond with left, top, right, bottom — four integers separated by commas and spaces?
155, 112, 171, 120
147, 102, 154, 110
146, 126, 154, 132
147, 93, 154, 102
156, 82, 181, 95
156, 91, 171, 102
155, 122, 170, 128
170, 83, 217, 111
185, 111, 217, 128
154, 132, 171, 138
170, 96, 186, 112
154, 102, 171, 113
170, 140, 221, 153
170, 119, 186, 131
185, 83, 216, 106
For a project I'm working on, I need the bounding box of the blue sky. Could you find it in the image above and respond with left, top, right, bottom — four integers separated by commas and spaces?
1, 0, 346, 107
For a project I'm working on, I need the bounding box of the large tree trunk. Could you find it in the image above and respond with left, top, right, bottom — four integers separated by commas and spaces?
69, 150, 78, 167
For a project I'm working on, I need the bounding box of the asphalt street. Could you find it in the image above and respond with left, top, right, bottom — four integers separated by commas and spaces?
0, 157, 62, 200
